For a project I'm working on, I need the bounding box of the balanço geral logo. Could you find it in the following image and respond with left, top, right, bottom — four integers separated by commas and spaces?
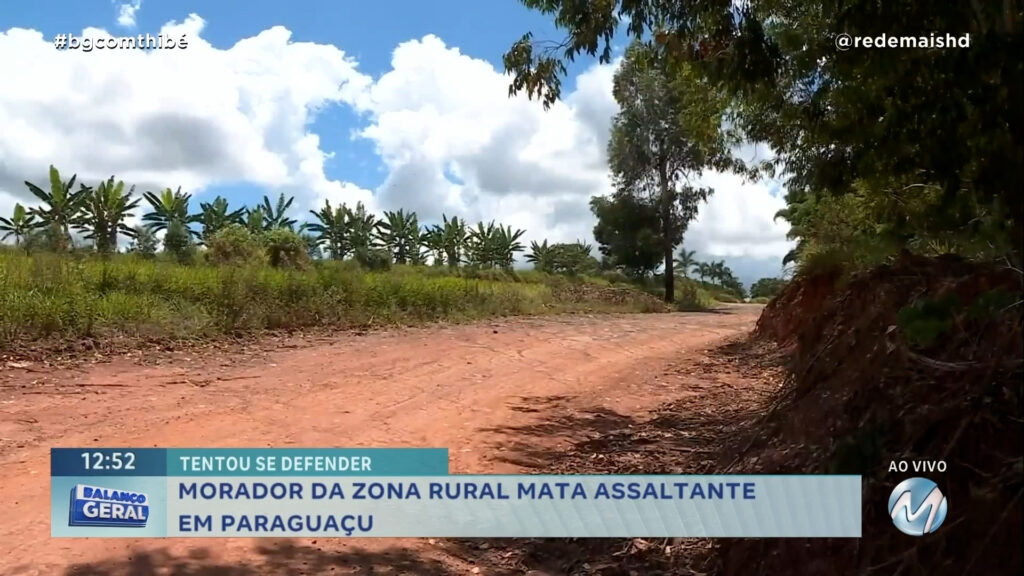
888, 477, 948, 536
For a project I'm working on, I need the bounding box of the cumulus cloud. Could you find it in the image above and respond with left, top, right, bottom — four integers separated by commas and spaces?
350, 35, 620, 245
116, 0, 142, 29
352, 34, 791, 268
0, 17, 790, 279
0, 15, 375, 227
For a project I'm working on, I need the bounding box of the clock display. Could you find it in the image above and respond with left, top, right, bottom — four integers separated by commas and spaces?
80, 451, 137, 471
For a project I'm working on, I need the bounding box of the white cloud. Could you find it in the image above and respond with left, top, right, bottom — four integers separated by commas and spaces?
689, 171, 791, 259
0, 15, 375, 228
116, 0, 142, 29
0, 18, 790, 279
352, 34, 791, 268
350, 35, 620, 245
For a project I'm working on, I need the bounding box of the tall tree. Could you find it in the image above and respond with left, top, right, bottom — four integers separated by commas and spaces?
24, 165, 90, 252
76, 176, 141, 254
0, 203, 40, 246
607, 42, 731, 301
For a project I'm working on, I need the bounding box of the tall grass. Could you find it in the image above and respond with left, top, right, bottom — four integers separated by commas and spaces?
0, 251, 659, 347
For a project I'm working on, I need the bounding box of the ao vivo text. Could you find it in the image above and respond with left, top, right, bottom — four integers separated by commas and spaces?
888, 460, 947, 473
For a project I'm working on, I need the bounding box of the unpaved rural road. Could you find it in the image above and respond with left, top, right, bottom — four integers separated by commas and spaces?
0, 307, 761, 575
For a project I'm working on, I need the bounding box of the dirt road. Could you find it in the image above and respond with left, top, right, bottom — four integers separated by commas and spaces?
0, 307, 762, 575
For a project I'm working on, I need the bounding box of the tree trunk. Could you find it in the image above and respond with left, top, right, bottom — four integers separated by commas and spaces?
658, 158, 674, 303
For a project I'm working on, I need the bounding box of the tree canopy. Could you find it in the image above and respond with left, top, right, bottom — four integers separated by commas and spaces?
505, 0, 1023, 265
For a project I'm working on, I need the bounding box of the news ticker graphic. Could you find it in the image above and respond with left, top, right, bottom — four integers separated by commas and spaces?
52, 448, 862, 538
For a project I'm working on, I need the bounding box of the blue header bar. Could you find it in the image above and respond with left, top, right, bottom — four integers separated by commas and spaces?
52, 448, 449, 476
52, 449, 166, 477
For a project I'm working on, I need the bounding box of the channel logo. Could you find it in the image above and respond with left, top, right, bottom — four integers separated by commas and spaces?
888, 477, 947, 536
69, 484, 149, 528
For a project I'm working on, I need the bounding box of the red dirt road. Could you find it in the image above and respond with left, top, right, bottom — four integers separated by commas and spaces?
0, 307, 761, 575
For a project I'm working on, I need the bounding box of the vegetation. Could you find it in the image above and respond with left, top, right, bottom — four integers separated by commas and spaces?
750, 277, 787, 300
504, 0, 1021, 273
0, 165, 680, 348
0, 248, 665, 346
601, 41, 735, 302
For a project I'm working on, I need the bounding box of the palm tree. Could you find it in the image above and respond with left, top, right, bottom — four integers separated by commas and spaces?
438, 214, 467, 268
377, 209, 421, 265
553, 240, 596, 275
260, 193, 297, 230
673, 248, 696, 279
526, 239, 556, 272
709, 260, 726, 286
306, 199, 351, 260
75, 176, 142, 254
0, 203, 40, 246
24, 165, 91, 251
695, 262, 710, 284
493, 224, 526, 269
142, 186, 199, 237
422, 226, 446, 266
347, 202, 378, 253
198, 196, 245, 243
466, 221, 497, 268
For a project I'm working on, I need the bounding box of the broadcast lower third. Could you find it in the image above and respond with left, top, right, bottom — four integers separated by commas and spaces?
835, 32, 970, 51
53, 33, 189, 52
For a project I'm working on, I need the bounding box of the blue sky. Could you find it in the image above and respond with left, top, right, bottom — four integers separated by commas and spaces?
0, 1, 791, 285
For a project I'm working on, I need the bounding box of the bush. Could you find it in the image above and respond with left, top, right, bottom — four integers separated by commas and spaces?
354, 247, 392, 271
262, 228, 310, 270
751, 296, 771, 304
205, 225, 266, 266
673, 280, 715, 311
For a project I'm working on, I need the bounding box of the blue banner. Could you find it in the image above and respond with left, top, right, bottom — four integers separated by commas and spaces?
51, 455, 863, 538
51, 448, 449, 477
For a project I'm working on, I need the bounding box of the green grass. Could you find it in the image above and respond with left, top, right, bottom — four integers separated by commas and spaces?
0, 251, 661, 348
750, 296, 771, 304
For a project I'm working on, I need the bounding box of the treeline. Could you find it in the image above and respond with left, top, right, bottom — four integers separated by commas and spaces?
0, 165, 532, 271
3, 166, 760, 304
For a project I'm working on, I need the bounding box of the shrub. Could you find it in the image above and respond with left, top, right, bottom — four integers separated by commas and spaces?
262, 228, 310, 270
206, 225, 266, 266
163, 220, 194, 264
354, 247, 392, 271
674, 280, 715, 311
751, 296, 771, 304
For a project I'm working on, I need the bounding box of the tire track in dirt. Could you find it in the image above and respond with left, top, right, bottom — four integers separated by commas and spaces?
0, 307, 761, 575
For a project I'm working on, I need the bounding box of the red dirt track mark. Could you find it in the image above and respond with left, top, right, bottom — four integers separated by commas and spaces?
0, 307, 761, 575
